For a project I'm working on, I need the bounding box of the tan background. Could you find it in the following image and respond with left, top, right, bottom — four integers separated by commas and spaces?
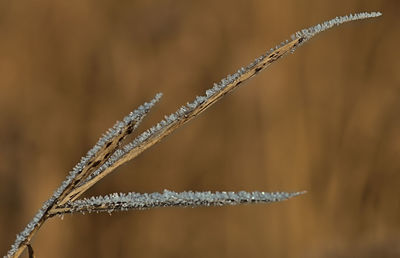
1, 0, 399, 257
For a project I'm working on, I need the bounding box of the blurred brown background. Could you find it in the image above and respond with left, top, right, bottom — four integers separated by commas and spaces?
0, 0, 399, 257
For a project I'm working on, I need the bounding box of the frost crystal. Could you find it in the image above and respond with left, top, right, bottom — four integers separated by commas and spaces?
60, 190, 306, 214
292, 12, 382, 44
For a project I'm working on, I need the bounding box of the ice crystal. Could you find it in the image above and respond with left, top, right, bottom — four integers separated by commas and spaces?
292, 11, 382, 43
58, 190, 306, 214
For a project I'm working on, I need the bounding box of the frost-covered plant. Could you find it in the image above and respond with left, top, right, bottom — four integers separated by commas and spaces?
5, 11, 382, 258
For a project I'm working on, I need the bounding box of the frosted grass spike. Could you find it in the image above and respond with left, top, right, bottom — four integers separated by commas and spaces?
57, 190, 305, 215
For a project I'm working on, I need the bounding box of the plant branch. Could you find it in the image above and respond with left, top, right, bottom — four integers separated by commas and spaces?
5, 11, 382, 258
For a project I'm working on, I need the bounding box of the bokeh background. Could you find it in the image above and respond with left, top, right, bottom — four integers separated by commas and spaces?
1, 0, 399, 257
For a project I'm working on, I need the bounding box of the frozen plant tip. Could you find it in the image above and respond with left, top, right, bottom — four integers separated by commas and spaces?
5, 11, 381, 258
49, 190, 306, 215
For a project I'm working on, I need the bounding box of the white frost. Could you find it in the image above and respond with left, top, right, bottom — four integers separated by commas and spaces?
63, 190, 306, 214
